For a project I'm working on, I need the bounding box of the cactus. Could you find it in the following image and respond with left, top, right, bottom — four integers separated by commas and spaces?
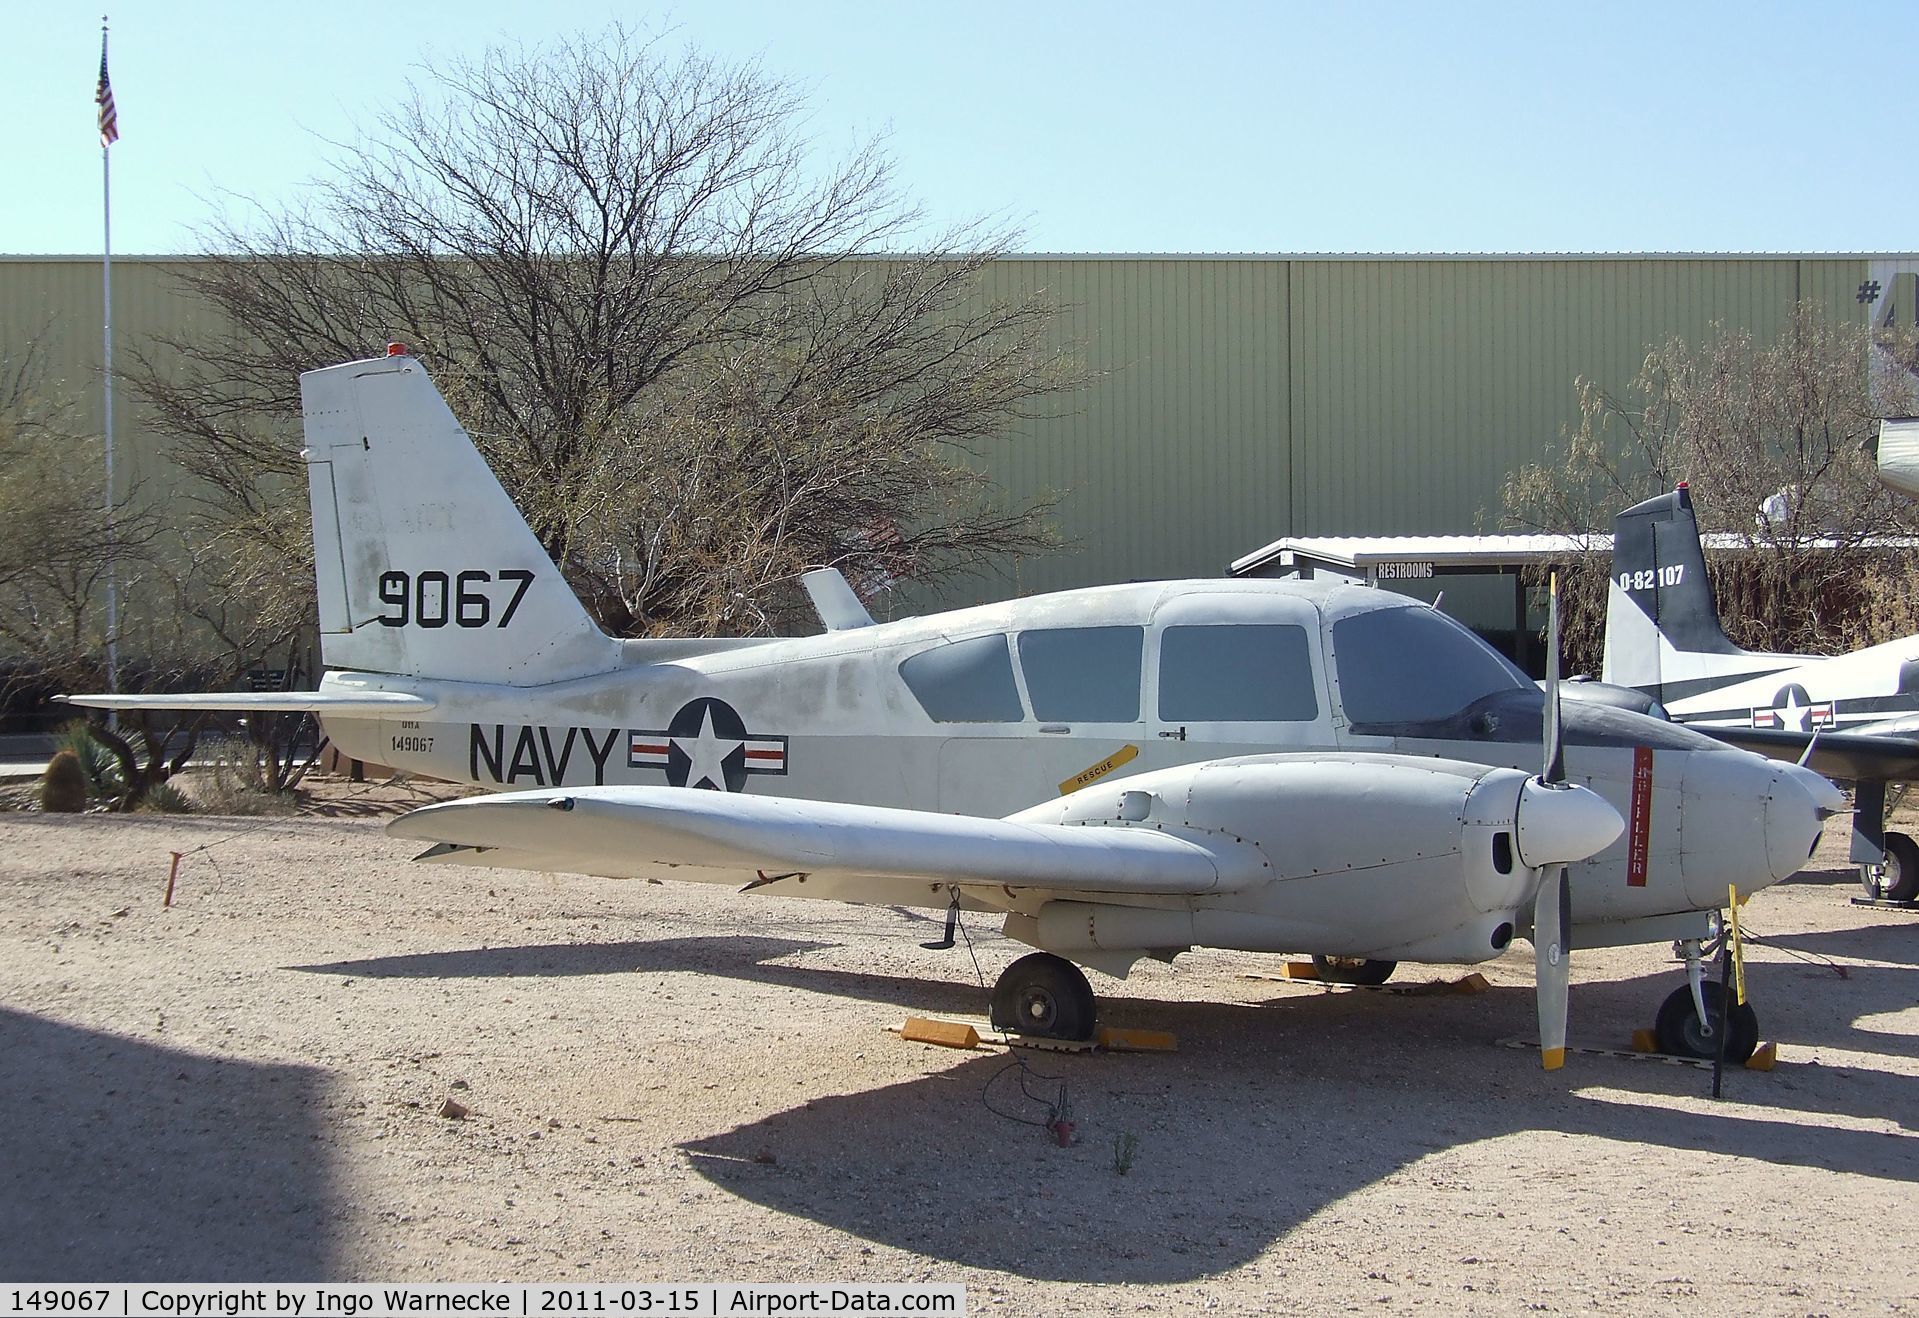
40, 748, 89, 813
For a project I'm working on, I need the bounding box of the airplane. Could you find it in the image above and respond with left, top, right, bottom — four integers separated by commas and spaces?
64, 348, 1843, 1066
1872, 416, 1919, 500
1603, 480, 1919, 904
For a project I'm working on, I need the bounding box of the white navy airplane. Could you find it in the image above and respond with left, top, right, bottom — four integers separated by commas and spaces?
67, 350, 1842, 1065
1603, 482, 1919, 903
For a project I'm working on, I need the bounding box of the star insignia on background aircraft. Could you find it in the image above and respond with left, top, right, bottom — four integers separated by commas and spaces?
1752, 685, 1835, 733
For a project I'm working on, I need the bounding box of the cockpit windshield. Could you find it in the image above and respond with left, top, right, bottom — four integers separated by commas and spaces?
1332, 604, 1532, 725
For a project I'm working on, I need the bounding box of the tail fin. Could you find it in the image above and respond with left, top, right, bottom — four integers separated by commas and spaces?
301, 350, 620, 685
1601, 483, 1745, 695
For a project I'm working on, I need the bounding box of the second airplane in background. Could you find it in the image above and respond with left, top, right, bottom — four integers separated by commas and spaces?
1604, 482, 1919, 902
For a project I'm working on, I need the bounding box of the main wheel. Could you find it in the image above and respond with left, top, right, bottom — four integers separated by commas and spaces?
990, 952, 1097, 1041
1311, 955, 1398, 987
1862, 831, 1919, 902
1654, 981, 1758, 1063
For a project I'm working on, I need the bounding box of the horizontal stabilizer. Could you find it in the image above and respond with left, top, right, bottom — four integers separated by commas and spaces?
58, 690, 437, 715
388, 786, 1259, 896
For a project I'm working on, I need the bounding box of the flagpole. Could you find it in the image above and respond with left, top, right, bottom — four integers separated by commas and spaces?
100, 16, 118, 708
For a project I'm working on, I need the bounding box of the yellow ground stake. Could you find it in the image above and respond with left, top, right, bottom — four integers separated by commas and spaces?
1728, 884, 1747, 1005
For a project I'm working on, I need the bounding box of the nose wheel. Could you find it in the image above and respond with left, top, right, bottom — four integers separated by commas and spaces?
1655, 981, 1759, 1062
990, 952, 1097, 1042
1656, 934, 1760, 1063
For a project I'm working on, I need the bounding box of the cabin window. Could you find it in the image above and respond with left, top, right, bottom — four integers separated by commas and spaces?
1157, 624, 1319, 722
1017, 626, 1144, 722
1332, 605, 1531, 725
899, 635, 1024, 722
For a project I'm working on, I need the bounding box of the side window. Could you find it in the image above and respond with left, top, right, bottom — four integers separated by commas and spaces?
1158, 624, 1319, 722
1017, 626, 1144, 721
899, 635, 1024, 723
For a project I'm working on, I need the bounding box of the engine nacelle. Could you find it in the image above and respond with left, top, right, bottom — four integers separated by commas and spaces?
1010, 753, 1621, 965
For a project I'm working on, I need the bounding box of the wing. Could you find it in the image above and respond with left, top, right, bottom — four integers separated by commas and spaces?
1694, 726, 1919, 782
387, 786, 1266, 898
56, 691, 437, 715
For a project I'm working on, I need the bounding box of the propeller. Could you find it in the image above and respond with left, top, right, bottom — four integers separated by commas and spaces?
1533, 572, 1571, 1070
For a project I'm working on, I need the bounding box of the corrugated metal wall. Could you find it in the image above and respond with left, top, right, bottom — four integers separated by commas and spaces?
0, 253, 1879, 607
0, 256, 223, 499
974, 255, 1868, 597
967, 257, 1294, 597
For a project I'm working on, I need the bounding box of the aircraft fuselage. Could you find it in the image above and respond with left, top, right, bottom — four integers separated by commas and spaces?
322, 577, 1826, 943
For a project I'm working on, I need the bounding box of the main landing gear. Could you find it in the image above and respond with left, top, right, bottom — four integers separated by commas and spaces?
1654, 930, 1759, 1063
1861, 830, 1919, 903
1852, 782, 1918, 902
990, 952, 1098, 1042
1310, 955, 1398, 986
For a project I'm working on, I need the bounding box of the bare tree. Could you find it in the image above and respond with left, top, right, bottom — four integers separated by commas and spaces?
0, 335, 208, 807
1503, 304, 1919, 673
128, 26, 1077, 644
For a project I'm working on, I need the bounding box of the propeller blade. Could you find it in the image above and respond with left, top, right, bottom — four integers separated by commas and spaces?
1543, 572, 1564, 784
1797, 730, 1820, 769
1534, 865, 1572, 1070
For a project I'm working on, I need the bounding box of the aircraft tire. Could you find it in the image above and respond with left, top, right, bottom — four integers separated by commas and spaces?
1310, 955, 1397, 987
990, 952, 1096, 1041
1654, 981, 1758, 1063
1864, 831, 1919, 902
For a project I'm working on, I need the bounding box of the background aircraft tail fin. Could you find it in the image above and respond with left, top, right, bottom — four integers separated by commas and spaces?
1601, 483, 1746, 692
300, 350, 621, 685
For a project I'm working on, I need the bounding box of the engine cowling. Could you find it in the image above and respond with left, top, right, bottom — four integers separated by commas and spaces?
1011, 753, 1620, 965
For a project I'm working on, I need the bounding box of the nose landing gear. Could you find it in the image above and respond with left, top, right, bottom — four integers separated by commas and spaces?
1654, 930, 1759, 1063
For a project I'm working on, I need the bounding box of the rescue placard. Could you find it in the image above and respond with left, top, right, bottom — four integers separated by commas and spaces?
1059, 743, 1141, 795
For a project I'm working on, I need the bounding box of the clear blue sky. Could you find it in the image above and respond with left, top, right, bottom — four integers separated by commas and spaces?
8, 1, 1918, 256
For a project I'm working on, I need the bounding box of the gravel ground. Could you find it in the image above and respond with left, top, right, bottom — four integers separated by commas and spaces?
0, 778, 1914, 1313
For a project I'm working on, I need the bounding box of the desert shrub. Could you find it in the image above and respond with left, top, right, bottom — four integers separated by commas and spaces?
185, 737, 298, 816
39, 748, 88, 813
136, 779, 193, 814
52, 721, 122, 800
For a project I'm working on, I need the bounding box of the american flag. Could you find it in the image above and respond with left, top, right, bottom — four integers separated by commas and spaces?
96, 31, 118, 147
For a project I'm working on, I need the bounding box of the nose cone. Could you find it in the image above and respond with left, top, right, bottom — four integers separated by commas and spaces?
1764, 764, 1837, 883
1515, 779, 1625, 870
1781, 763, 1847, 818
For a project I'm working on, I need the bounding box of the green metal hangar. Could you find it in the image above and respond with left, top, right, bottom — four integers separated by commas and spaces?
2, 251, 1915, 615
966, 252, 1913, 604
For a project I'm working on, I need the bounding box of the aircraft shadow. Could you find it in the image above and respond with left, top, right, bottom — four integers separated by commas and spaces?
1778, 862, 1863, 890
292, 937, 824, 981
297, 931, 1919, 1102
283, 935, 1915, 1281
288, 937, 997, 1020
1750, 921, 1919, 971
1539, 973, 1919, 1113
680, 991, 1919, 1284
0, 1008, 340, 1280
